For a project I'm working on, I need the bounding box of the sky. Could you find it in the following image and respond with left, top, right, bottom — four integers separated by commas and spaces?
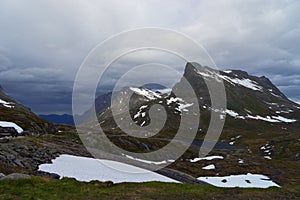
0, 0, 299, 114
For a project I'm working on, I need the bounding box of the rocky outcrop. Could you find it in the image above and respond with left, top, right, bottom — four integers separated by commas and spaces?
0, 133, 91, 175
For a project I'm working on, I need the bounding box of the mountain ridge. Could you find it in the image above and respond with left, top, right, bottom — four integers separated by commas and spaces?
0, 85, 56, 134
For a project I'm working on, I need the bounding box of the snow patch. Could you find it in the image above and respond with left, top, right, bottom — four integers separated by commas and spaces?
0, 121, 23, 133
246, 115, 279, 123
225, 108, 297, 123
166, 97, 193, 112
133, 105, 148, 119
198, 173, 280, 188
130, 87, 161, 100
225, 110, 245, 119
202, 164, 216, 170
123, 154, 174, 165
272, 116, 296, 123
260, 143, 273, 159
190, 156, 224, 163
0, 99, 14, 108
219, 75, 263, 91
264, 156, 272, 160
38, 154, 179, 183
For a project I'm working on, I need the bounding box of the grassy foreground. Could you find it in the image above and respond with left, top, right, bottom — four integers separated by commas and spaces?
0, 177, 299, 200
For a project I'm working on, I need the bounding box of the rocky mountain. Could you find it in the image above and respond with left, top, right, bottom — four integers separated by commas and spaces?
83, 62, 300, 185
0, 85, 56, 134
95, 62, 299, 136
174, 62, 300, 131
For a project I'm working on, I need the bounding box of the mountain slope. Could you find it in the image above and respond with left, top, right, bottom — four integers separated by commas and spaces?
0, 85, 56, 134
95, 62, 299, 136
174, 62, 300, 131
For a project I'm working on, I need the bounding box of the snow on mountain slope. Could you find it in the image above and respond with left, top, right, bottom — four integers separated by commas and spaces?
166, 97, 193, 112
194, 67, 263, 91
190, 156, 224, 163
219, 75, 263, 91
0, 121, 23, 133
202, 164, 216, 170
227, 110, 296, 123
0, 99, 14, 108
130, 87, 162, 100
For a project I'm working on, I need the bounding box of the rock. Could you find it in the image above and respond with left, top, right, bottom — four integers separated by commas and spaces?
14, 159, 25, 167
1, 173, 31, 180
48, 173, 60, 179
0, 173, 6, 178
6, 154, 16, 161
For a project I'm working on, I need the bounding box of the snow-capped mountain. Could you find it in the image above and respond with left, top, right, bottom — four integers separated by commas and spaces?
96, 62, 299, 132
88, 62, 300, 185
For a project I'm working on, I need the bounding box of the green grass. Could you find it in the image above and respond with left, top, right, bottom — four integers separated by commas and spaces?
0, 176, 299, 200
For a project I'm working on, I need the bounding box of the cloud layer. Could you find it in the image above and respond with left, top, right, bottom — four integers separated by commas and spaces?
0, 0, 299, 114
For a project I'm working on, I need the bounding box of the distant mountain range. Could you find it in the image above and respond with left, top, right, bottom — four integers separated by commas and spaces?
39, 114, 74, 125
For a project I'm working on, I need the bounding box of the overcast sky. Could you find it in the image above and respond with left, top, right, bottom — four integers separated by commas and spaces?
0, 0, 299, 114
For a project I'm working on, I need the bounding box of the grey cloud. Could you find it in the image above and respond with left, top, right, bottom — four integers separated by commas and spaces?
0, 0, 299, 114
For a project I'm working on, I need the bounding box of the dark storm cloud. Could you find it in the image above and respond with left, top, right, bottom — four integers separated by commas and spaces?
0, 0, 299, 114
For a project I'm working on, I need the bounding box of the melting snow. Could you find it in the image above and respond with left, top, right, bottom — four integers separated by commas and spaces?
220, 76, 263, 91
0, 99, 14, 108
0, 121, 23, 133
190, 156, 224, 163
202, 164, 216, 170
38, 154, 179, 183
198, 173, 280, 188
225, 110, 245, 119
246, 115, 279, 123
264, 156, 272, 160
130, 87, 161, 100
166, 97, 193, 112
176, 102, 193, 112
271, 93, 281, 98
140, 121, 146, 126
224, 109, 297, 123
229, 135, 241, 145
272, 116, 296, 123
133, 105, 148, 119
123, 154, 175, 165
166, 97, 183, 105
260, 143, 273, 159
